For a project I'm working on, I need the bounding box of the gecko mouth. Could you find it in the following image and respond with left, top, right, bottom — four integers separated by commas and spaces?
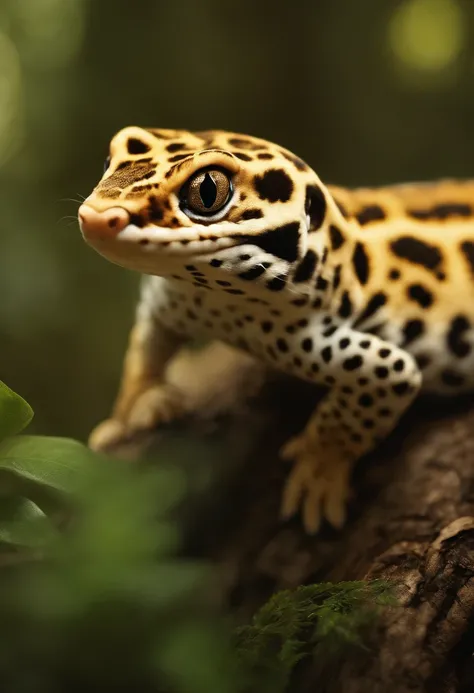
112, 223, 239, 256
78, 203, 241, 258
78, 202, 302, 269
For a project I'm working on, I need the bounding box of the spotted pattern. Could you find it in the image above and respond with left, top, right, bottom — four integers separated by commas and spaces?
356, 204, 386, 226
352, 242, 370, 285
390, 237, 443, 273
81, 126, 474, 533
253, 169, 294, 203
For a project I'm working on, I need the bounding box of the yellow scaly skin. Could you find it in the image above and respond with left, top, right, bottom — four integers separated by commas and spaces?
78, 126, 474, 533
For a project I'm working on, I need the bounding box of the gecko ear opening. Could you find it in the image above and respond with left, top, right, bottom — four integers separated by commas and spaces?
306, 181, 350, 231
305, 184, 327, 231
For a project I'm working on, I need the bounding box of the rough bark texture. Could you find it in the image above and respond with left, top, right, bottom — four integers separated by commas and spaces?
109, 343, 474, 693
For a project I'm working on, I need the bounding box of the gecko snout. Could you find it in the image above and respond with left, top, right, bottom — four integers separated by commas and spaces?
78, 204, 130, 239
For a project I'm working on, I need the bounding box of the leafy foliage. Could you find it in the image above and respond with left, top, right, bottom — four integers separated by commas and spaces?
0, 380, 33, 441
0, 382, 238, 693
0, 382, 394, 693
234, 581, 396, 693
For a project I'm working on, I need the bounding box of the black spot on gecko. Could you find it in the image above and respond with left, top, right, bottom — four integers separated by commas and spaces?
228, 137, 258, 149
293, 249, 318, 283
338, 291, 353, 319
281, 150, 308, 171
239, 209, 263, 221
321, 346, 332, 363
168, 153, 190, 162
316, 276, 328, 291
333, 264, 342, 290
461, 241, 474, 278
253, 169, 293, 203
276, 338, 289, 353
353, 292, 387, 329
407, 284, 434, 308
392, 382, 411, 396
352, 242, 370, 285
232, 151, 253, 161
375, 366, 389, 379
166, 142, 188, 153
401, 319, 425, 347
127, 138, 151, 154
359, 394, 374, 407
447, 315, 471, 357
329, 225, 345, 250
391, 237, 443, 272
356, 204, 386, 226
408, 203, 472, 221
343, 355, 363, 371
238, 222, 300, 262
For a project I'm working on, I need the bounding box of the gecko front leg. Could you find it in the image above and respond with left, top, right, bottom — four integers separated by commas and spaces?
89, 306, 186, 452
280, 327, 422, 533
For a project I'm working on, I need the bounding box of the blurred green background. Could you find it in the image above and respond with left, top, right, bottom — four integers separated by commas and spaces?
0, 0, 473, 440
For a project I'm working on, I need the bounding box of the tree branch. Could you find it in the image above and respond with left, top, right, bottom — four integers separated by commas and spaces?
106, 342, 474, 693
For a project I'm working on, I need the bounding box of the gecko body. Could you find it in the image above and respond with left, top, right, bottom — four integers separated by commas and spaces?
78, 126, 474, 532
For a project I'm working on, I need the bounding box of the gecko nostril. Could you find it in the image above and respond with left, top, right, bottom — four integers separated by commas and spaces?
108, 217, 119, 228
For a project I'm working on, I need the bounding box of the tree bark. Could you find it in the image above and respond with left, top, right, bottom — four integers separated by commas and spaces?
109, 342, 474, 693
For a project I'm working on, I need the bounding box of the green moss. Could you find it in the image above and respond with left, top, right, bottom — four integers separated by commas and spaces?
234, 580, 397, 693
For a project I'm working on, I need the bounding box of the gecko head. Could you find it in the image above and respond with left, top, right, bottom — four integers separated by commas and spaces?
78, 126, 340, 278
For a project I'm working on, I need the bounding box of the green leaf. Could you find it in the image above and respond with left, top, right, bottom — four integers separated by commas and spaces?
0, 497, 58, 548
0, 435, 100, 513
0, 381, 34, 442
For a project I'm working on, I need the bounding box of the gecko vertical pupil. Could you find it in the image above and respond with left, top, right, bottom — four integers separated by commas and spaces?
200, 173, 217, 208
184, 168, 231, 216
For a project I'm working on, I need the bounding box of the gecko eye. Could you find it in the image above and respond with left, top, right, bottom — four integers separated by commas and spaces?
181, 168, 232, 217
103, 156, 111, 174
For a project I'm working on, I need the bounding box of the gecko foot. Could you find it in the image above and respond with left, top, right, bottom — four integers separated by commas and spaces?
88, 418, 128, 452
88, 383, 186, 452
280, 433, 353, 534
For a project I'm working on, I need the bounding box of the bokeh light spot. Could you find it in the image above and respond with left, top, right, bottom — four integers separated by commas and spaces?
13, 0, 84, 67
0, 29, 23, 167
389, 0, 465, 73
